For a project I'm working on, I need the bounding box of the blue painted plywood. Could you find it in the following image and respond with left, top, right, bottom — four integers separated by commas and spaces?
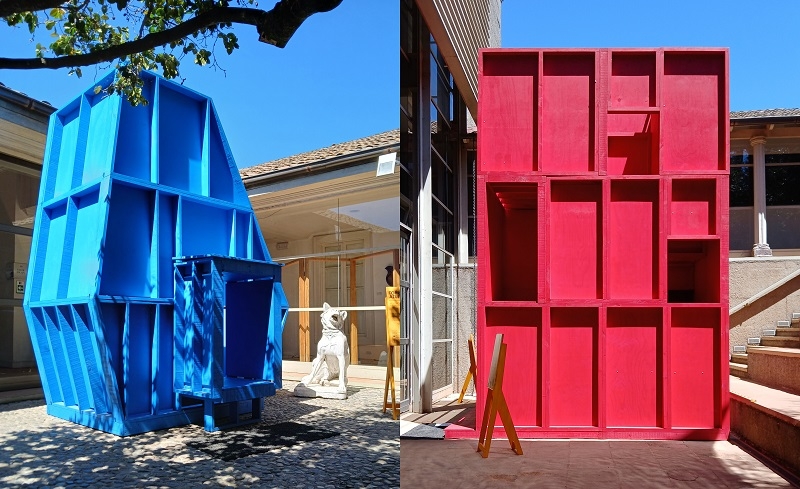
24, 71, 286, 435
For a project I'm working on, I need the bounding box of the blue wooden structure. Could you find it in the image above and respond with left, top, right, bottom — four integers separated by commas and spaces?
23, 72, 288, 435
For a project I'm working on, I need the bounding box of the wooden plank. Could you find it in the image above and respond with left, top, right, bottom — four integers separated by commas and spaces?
349, 258, 358, 365
298, 259, 310, 362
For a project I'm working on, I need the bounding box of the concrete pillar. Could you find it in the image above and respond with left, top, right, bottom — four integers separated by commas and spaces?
750, 136, 772, 257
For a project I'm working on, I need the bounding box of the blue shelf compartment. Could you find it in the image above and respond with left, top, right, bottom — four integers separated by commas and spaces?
173, 255, 288, 432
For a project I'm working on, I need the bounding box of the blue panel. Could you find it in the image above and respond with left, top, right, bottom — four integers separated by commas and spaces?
43, 307, 76, 406
267, 282, 289, 388
28, 307, 62, 403
158, 84, 204, 193
181, 200, 231, 257
154, 305, 175, 412
210, 106, 251, 207
157, 193, 178, 298
67, 189, 102, 298
173, 265, 189, 392
252, 225, 267, 261
190, 262, 205, 394
73, 303, 108, 414
83, 92, 119, 184
57, 305, 90, 409
56, 199, 78, 299
225, 279, 271, 379
40, 203, 68, 301
100, 183, 156, 297
208, 110, 234, 202
41, 116, 64, 202
99, 303, 125, 408
114, 78, 154, 180
53, 104, 81, 199
235, 212, 250, 258
125, 305, 154, 417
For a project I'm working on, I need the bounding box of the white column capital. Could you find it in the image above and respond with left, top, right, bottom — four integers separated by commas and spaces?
750, 136, 767, 147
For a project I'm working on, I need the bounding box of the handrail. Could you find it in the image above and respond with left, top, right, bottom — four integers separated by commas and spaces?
730, 267, 800, 315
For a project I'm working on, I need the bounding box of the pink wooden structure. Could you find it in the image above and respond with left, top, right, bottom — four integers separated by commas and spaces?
473, 48, 729, 440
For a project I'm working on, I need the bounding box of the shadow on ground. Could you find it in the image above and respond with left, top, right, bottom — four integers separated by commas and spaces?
0, 384, 399, 488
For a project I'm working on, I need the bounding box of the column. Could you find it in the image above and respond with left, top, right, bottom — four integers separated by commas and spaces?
750, 136, 771, 257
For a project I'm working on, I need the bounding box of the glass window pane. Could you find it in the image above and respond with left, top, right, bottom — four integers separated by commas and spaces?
0, 231, 31, 300
766, 165, 800, 206
730, 166, 753, 207
0, 165, 39, 228
432, 200, 454, 253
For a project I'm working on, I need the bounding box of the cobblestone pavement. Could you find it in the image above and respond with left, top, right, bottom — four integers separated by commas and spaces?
0, 381, 399, 488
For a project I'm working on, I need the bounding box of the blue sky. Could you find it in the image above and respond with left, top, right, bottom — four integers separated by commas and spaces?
2, 2, 798, 169
0, 1, 397, 168
502, 1, 800, 112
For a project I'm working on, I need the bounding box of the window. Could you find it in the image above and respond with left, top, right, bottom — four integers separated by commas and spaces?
729, 140, 753, 207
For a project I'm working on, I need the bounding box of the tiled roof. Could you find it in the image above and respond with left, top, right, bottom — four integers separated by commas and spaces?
731, 108, 800, 120
240, 129, 399, 179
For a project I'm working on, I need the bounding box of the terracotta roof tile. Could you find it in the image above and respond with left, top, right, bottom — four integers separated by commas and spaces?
240, 129, 399, 179
731, 108, 800, 120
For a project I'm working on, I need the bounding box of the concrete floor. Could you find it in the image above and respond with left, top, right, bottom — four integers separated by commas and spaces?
401, 437, 795, 488
400, 395, 796, 488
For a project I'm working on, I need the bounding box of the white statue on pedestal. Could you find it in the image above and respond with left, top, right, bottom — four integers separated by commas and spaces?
294, 303, 350, 399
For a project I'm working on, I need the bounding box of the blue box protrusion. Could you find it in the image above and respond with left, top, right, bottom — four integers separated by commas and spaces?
23, 72, 288, 435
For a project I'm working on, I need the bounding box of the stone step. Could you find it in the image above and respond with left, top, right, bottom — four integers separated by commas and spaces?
776, 327, 800, 338
730, 353, 749, 365
0, 374, 41, 393
730, 362, 748, 378
731, 375, 800, 479
760, 336, 800, 349
744, 346, 800, 395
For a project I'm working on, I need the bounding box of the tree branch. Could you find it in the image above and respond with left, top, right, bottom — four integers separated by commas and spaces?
0, 0, 65, 18
0, 0, 344, 70
258, 0, 342, 47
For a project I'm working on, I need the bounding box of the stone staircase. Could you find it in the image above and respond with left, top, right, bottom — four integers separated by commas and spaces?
729, 312, 800, 481
730, 312, 800, 379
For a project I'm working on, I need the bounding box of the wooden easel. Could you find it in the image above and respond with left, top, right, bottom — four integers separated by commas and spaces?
457, 334, 477, 403
383, 286, 400, 419
477, 334, 523, 458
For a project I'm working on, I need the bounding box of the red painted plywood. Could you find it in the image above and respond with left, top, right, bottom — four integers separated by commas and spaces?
667, 239, 720, 303
475, 48, 728, 440
486, 183, 538, 301
607, 113, 659, 175
479, 54, 537, 172
541, 54, 595, 173
549, 181, 601, 299
484, 307, 542, 427
549, 308, 598, 427
606, 308, 662, 428
608, 181, 658, 299
671, 179, 716, 235
661, 53, 725, 172
610, 53, 656, 108
670, 308, 719, 428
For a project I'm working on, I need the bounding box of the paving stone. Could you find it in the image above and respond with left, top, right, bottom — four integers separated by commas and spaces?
0, 381, 399, 488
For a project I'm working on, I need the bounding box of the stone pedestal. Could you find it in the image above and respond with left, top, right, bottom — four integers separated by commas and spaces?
294, 382, 348, 400
753, 243, 773, 257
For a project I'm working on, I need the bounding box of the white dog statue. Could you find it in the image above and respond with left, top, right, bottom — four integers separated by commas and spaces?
294, 303, 350, 399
